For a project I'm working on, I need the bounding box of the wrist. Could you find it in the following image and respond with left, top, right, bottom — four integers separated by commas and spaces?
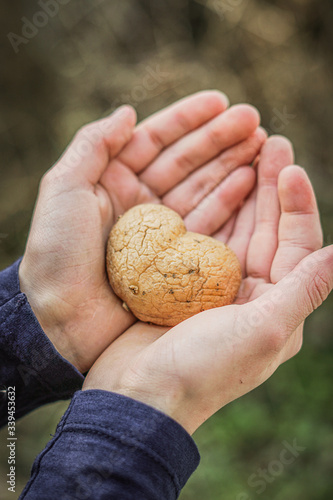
116, 388, 199, 435
18, 259, 83, 372
83, 375, 196, 434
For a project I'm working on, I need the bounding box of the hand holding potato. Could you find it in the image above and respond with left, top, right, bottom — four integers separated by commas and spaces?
19, 91, 264, 373
83, 137, 333, 434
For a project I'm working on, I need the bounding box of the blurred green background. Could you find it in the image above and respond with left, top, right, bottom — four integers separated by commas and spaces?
1, 0, 332, 498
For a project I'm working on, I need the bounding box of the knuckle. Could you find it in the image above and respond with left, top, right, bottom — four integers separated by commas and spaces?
305, 229, 324, 253
40, 166, 67, 192
307, 270, 331, 311
75, 123, 105, 154
206, 123, 222, 149
76, 122, 92, 138
173, 111, 192, 135
75, 123, 93, 143
146, 126, 165, 151
74, 127, 90, 148
40, 169, 54, 189
73, 126, 86, 145
173, 151, 194, 175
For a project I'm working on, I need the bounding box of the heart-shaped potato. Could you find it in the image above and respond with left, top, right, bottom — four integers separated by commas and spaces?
107, 204, 241, 327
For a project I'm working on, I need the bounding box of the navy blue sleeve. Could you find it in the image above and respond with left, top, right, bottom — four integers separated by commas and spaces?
0, 260, 84, 427
20, 390, 200, 500
1, 260, 200, 499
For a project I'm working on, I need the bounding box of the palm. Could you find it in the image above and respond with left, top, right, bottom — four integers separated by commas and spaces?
214, 137, 322, 304
84, 136, 324, 433
21, 92, 264, 372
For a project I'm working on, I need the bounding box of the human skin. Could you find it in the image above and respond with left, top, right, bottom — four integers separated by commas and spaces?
19, 91, 265, 373
83, 137, 333, 435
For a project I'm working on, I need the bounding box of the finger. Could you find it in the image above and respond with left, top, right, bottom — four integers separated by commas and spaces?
184, 166, 256, 235
226, 188, 257, 277
271, 166, 323, 283
163, 127, 266, 217
247, 136, 294, 280
252, 246, 333, 347
54, 106, 137, 187
99, 158, 159, 221
252, 154, 261, 170
118, 90, 229, 173
140, 104, 260, 196
213, 213, 238, 243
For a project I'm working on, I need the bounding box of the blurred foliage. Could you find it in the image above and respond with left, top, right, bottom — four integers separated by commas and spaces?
0, 0, 332, 498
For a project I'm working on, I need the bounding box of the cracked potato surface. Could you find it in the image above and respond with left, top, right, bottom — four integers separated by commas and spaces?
107, 204, 241, 326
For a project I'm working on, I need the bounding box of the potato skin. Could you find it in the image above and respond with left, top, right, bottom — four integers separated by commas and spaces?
107, 204, 241, 327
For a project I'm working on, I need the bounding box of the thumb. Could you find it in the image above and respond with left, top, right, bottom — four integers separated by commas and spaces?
253, 245, 333, 338
51, 105, 137, 187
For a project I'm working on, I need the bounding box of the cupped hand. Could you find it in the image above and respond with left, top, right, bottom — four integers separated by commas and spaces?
83, 136, 333, 434
19, 91, 264, 373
